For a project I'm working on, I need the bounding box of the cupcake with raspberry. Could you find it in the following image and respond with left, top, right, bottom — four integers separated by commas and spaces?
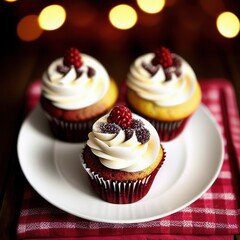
81, 105, 165, 204
126, 46, 202, 141
40, 47, 119, 142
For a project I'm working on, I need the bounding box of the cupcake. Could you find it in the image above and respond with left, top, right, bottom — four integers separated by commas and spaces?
126, 46, 202, 141
81, 105, 165, 204
40, 47, 119, 142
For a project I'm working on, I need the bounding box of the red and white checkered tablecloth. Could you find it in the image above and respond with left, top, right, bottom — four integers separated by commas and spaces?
17, 79, 240, 240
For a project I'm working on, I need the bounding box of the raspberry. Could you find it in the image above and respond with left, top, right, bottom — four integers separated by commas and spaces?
63, 47, 83, 69
107, 105, 132, 129
151, 47, 173, 68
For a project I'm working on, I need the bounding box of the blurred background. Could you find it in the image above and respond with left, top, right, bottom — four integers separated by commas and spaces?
1, 0, 240, 84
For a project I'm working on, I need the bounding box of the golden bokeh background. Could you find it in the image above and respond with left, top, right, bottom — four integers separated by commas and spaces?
1, 0, 239, 84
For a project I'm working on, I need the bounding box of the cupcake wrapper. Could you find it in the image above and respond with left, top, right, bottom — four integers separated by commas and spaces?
81, 153, 165, 204
44, 113, 96, 142
147, 117, 190, 142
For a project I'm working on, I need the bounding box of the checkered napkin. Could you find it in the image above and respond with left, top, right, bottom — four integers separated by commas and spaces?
17, 79, 240, 239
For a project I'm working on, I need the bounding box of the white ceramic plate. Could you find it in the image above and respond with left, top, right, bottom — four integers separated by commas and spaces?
17, 104, 224, 223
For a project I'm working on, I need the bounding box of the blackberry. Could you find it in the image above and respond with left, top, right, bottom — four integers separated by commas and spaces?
136, 128, 150, 144
131, 119, 144, 129
172, 56, 182, 77
164, 68, 173, 81
76, 69, 83, 78
124, 128, 134, 141
163, 55, 182, 81
87, 67, 96, 78
142, 62, 159, 76
99, 122, 121, 134
172, 55, 182, 68
56, 65, 70, 74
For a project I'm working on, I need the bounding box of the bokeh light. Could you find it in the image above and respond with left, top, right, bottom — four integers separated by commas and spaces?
4, 0, 18, 2
38, 4, 66, 31
17, 15, 43, 42
216, 11, 240, 38
136, 0, 165, 14
109, 4, 137, 30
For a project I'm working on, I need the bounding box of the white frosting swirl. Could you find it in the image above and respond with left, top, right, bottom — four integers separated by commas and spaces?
87, 114, 160, 172
127, 53, 197, 107
42, 54, 109, 110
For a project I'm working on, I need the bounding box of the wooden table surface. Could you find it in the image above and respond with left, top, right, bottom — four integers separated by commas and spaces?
0, 1, 239, 239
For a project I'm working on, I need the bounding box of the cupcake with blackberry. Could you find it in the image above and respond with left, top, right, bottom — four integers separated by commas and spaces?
126, 46, 201, 141
82, 105, 165, 204
40, 47, 118, 142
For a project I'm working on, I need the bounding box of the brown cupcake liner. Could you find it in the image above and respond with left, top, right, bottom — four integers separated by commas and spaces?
44, 113, 96, 142
81, 151, 166, 204
146, 116, 190, 142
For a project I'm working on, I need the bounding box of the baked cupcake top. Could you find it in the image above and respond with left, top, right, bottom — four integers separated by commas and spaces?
87, 105, 160, 172
42, 47, 109, 110
127, 46, 198, 107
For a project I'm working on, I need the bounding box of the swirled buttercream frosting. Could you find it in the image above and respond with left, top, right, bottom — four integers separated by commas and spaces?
87, 108, 160, 172
42, 52, 109, 110
127, 47, 198, 107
